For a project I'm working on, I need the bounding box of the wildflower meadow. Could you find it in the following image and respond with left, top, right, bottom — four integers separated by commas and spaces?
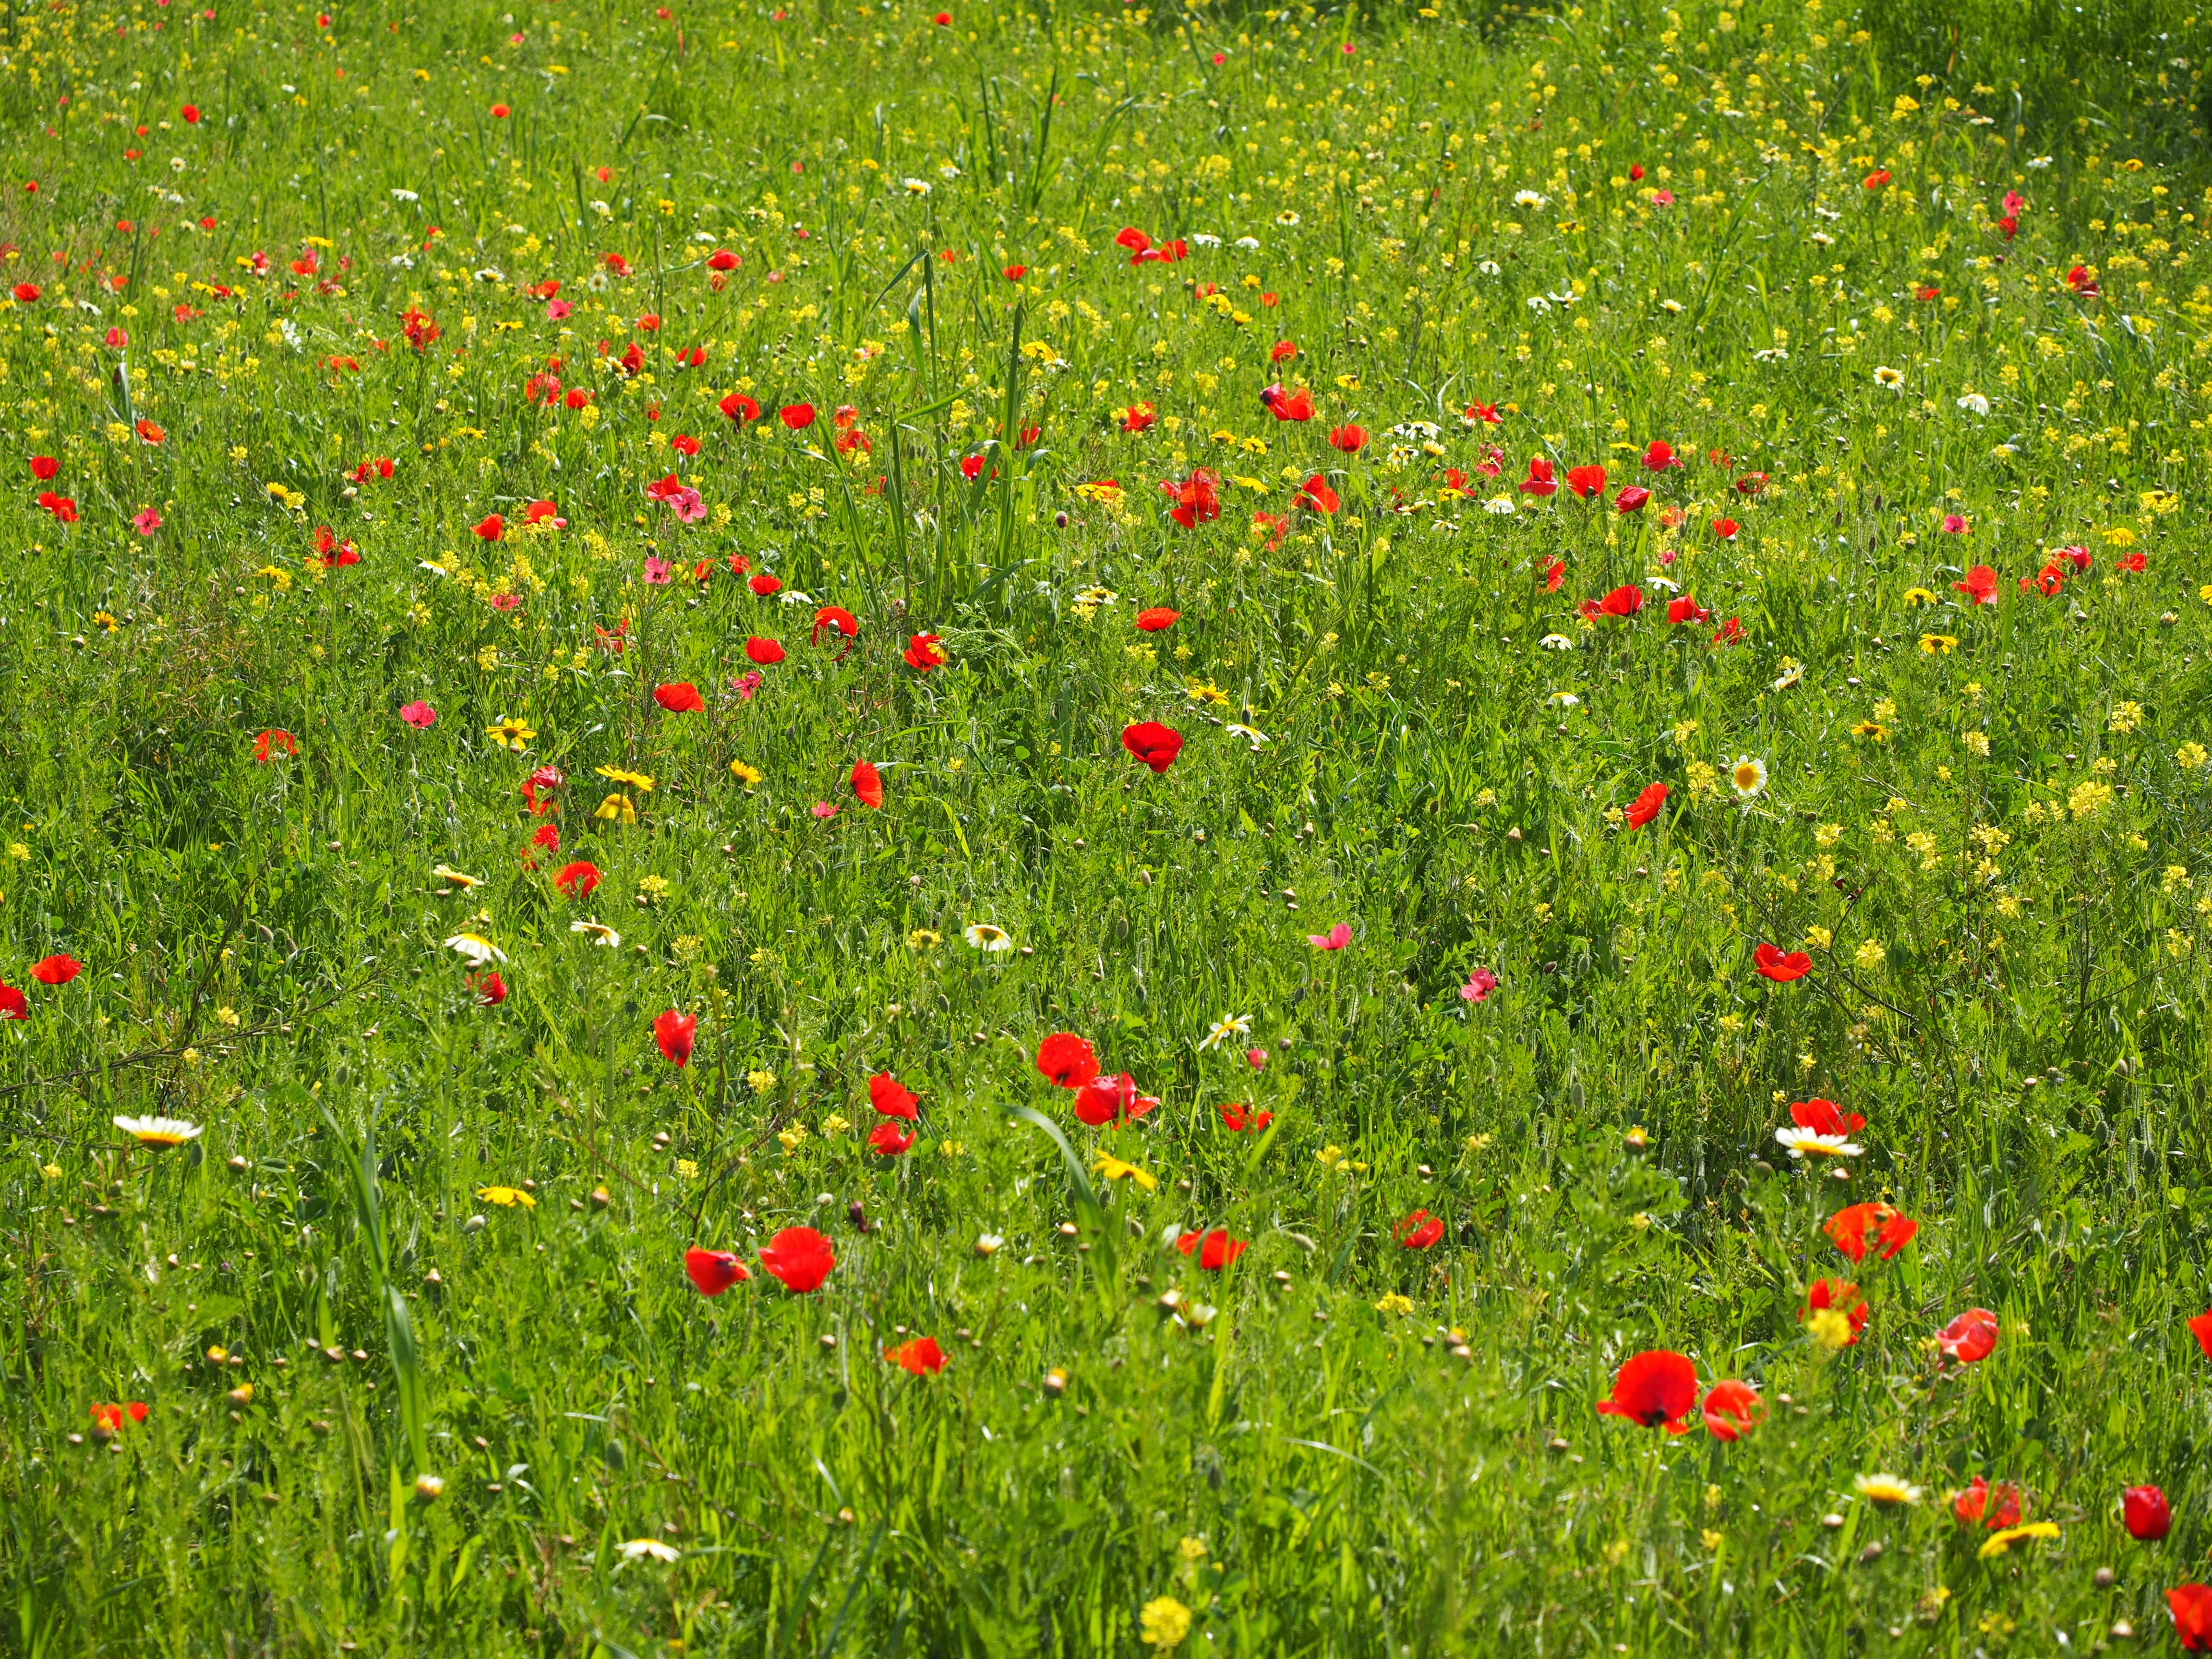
8, 0, 2212, 1649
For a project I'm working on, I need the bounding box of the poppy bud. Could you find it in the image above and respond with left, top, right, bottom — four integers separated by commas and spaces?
847, 1199, 869, 1233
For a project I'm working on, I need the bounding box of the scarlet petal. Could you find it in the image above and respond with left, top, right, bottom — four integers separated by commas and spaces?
684, 1248, 747, 1296
759, 1226, 836, 1293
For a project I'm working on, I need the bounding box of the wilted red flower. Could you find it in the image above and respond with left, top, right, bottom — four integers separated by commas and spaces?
1121, 721, 1183, 773
868, 1121, 916, 1155
1753, 942, 1812, 982
685, 1248, 749, 1296
1216, 1101, 1273, 1133
252, 729, 298, 763
779, 403, 816, 430
1803, 1278, 1868, 1345
1952, 1475, 2025, 1529
652, 1009, 697, 1067
1259, 384, 1314, 421
0, 985, 25, 1020
1711, 616, 1744, 645
1328, 423, 1367, 453
1177, 1227, 1249, 1272
2125, 1484, 2173, 1541
1666, 595, 1711, 625
1395, 1208, 1444, 1250
1565, 463, 1607, 500
1073, 1072, 1160, 1127
745, 637, 786, 665
554, 860, 601, 897
885, 1336, 946, 1374
1701, 1379, 1763, 1441
1519, 457, 1556, 497
869, 1072, 918, 1120
851, 760, 884, 809
29, 954, 80, 986
1294, 473, 1339, 514
1824, 1201, 1917, 1263
1625, 782, 1668, 829
903, 633, 948, 672
758, 1226, 836, 1293
1733, 472, 1769, 496
653, 682, 705, 713
1134, 607, 1179, 632
1937, 1307, 1999, 1364
1594, 1349, 1698, 1432
1035, 1031, 1100, 1089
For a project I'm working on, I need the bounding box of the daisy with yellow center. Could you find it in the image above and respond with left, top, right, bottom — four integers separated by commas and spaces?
1774, 1126, 1863, 1160
1730, 757, 1768, 799
1854, 1473, 1923, 1507
963, 922, 1013, 951
114, 1114, 203, 1147
570, 919, 622, 947
445, 932, 507, 965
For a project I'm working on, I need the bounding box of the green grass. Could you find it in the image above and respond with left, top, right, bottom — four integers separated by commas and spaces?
5, 0, 2212, 1652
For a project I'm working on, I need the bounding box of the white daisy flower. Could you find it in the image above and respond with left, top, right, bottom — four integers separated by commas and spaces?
114, 1115, 203, 1147
445, 932, 508, 965
1484, 496, 1517, 515
1223, 722, 1270, 750
1775, 1126, 1863, 1159
1956, 392, 1991, 417
1539, 634, 1575, 650
1200, 1012, 1252, 1051
618, 1539, 681, 1563
1730, 756, 1768, 799
963, 922, 1013, 952
1514, 190, 1549, 209
569, 920, 622, 948
1873, 365, 1904, 389
432, 865, 483, 890
1854, 1473, 1923, 1507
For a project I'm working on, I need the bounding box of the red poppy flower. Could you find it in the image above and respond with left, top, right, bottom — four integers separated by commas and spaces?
758, 1226, 836, 1293
868, 1120, 916, 1156
1293, 474, 1339, 514
1711, 517, 1739, 541
719, 391, 759, 422
1328, 423, 1367, 453
1733, 472, 1769, 496
2190, 1309, 2212, 1361
1035, 1031, 1099, 1089
1519, 457, 1556, 497
2125, 1484, 2172, 1541
1073, 1071, 1160, 1127
1711, 616, 1744, 646
932, 9, 950, 21
1822, 1201, 1917, 1263
1216, 1101, 1273, 1133
1121, 721, 1183, 773
37, 492, 76, 522
1565, 463, 1607, 500
1753, 942, 1812, 982
748, 571, 783, 597
869, 1072, 918, 1120
1269, 339, 1297, 362
182, 103, 202, 122
27, 953, 79, 988
903, 633, 948, 672
2172, 1585, 2212, 1651
471, 971, 508, 1006
708, 249, 741, 272
0, 984, 24, 1020
1465, 402, 1502, 425
779, 402, 816, 430
89, 1402, 150, 1431
1701, 1379, 1764, 1441
1003, 264, 1026, 281
1259, 384, 1314, 421
1542, 559, 1564, 592
1914, 285, 1939, 302
669, 433, 701, 458
885, 1336, 945, 1374
1134, 607, 1179, 632
29, 456, 59, 482
811, 606, 859, 651
1176, 1227, 1249, 1272
959, 454, 987, 481
1862, 169, 1891, 190
1666, 595, 1710, 625
1594, 1349, 1698, 1433
1596, 584, 1643, 618
653, 682, 704, 713
1792, 1097, 1866, 1137
1996, 215, 2018, 240
1120, 402, 1157, 433
11, 282, 40, 304
1395, 1208, 1444, 1249
1613, 484, 1650, 514
1937, 1307, 1999, 1364
1803, 1278, 1868, 1345
472, 513, 504, 542
745, 637, 786, 665
2065, 264, 2100, 297
650, 1009, 697, 1067
851, 759, 884, 809
684, 1248, 749, 1296
1952, 1476, 2025, 1529
1641, 439, 1682, 471
1625, 782, 1668, 829
1951, 564, 1998, 605
1166, 468, 1221, 528
554, 860, 600, 897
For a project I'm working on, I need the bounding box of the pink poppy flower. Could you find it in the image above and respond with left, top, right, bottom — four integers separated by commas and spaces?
811, 801, 839, 819
132, 506, 161, 536
399, 700, 437, 729
1307, 922, 1352, 950
1460, 968, 1499, 1003
642, 555, 673, 585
